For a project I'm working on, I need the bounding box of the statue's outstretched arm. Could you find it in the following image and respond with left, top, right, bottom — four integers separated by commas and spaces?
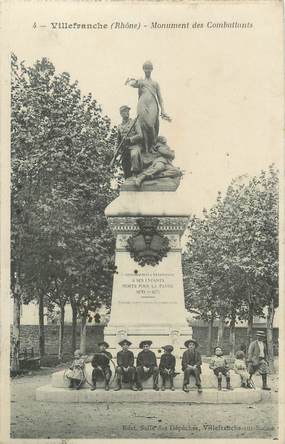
124, 78, 139, 88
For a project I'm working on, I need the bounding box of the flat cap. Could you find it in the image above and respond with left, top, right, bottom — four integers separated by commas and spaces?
256, 331, 266, 337
119, 105, 131, 112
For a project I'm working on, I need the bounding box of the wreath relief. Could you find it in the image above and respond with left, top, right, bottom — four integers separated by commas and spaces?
126, 218, 170, 266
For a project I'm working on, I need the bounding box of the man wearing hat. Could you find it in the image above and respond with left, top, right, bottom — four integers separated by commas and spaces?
159, 345, 176, 391
182, 339, 203, 393
90, 341, 112, 391
114, 339, 137, 391
117, 105, 143, 179
247, 331, 271, 390
136, 340, 159, 391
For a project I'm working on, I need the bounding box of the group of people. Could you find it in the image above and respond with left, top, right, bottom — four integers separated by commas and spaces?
206, 330, 271, 391
66, 339, 176, 392
66, 330, 271, 392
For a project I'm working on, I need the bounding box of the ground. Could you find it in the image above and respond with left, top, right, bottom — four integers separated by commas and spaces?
11, 367, 278, 439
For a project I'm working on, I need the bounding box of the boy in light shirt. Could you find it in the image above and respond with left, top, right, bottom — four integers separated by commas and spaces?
209, 346, 233, 391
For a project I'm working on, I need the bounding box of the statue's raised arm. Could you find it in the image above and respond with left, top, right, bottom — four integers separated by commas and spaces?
124, 78, 138, 87
125, 61, 171, 153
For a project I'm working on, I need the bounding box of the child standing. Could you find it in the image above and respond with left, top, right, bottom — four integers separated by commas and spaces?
209, 346, 233, 391
233, 350, 253, 388
66, 349, 86, 390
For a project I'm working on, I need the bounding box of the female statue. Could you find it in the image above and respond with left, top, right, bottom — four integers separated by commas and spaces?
125, 61, 171, 153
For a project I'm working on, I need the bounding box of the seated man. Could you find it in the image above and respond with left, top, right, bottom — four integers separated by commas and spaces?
114, 339, 137, 391
90, 341, 112, 391
182, 339, 202, 393
134, 136, 181, 188
136, 340, 159, 391
159, 345, 176, 391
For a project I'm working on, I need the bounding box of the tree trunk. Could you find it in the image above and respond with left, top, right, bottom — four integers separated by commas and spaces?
229, 312, 236, 357
247, 301, 254, 347
217, 316, 225, 347
11, 276, 21, 376
70, 298, 78, 354
38, 292, 45, 359
206, 317, 214, 356
58, 303, 65, 362
266, 297, 275, 373
80, 312, 88, 354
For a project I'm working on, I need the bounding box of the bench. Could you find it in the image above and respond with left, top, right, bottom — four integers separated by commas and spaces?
19, 347, 40, 370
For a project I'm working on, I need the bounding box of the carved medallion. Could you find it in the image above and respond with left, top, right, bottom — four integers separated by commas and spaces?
126, 218, 170, 266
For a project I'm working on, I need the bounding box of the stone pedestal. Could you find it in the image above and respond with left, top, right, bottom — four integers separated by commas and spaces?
36, 385, 265, 404
104, 190, 193, 357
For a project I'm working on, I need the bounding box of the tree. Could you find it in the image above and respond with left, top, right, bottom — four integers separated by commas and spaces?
241, 167, 278, 369
183, 166, 278, 363
11, 54, 118, 362
183, 214, 218, 355
69, 293, 78, 354
10, 272, 21, 375
183, 197, 246, 353
222, 167, 278, 365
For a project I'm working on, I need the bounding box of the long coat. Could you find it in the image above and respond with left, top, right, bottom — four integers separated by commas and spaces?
136, 350, 157, 368
181, 349, 202, 373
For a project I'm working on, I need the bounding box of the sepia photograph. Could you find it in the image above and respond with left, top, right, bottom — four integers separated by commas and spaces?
0, 0, 284, 442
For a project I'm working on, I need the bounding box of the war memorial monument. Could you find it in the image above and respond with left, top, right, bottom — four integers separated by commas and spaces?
104, 61, 192, 357
36, 62, 263, 403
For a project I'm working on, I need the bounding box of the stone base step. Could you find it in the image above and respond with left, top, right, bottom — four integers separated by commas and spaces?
36, 385, 266, 404
52, 364, 264, 390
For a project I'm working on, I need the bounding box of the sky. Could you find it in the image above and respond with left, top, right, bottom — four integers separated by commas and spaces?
3, 1, 283, 214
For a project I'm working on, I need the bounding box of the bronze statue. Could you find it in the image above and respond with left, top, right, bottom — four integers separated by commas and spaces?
125, 61, 171, 153
134, 136, 181, 188
110, 62, 182, 191
116, 105, 143, 179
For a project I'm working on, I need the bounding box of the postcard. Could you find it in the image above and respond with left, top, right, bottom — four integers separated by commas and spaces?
0, 1, 284, 443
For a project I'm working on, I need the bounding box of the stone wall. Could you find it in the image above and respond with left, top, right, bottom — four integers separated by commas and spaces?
192, 326, 279, 355
15, 324, 104, 357
15, 324, 279, 358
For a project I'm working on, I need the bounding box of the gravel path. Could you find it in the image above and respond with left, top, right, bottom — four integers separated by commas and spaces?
11, 368, 279, 439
